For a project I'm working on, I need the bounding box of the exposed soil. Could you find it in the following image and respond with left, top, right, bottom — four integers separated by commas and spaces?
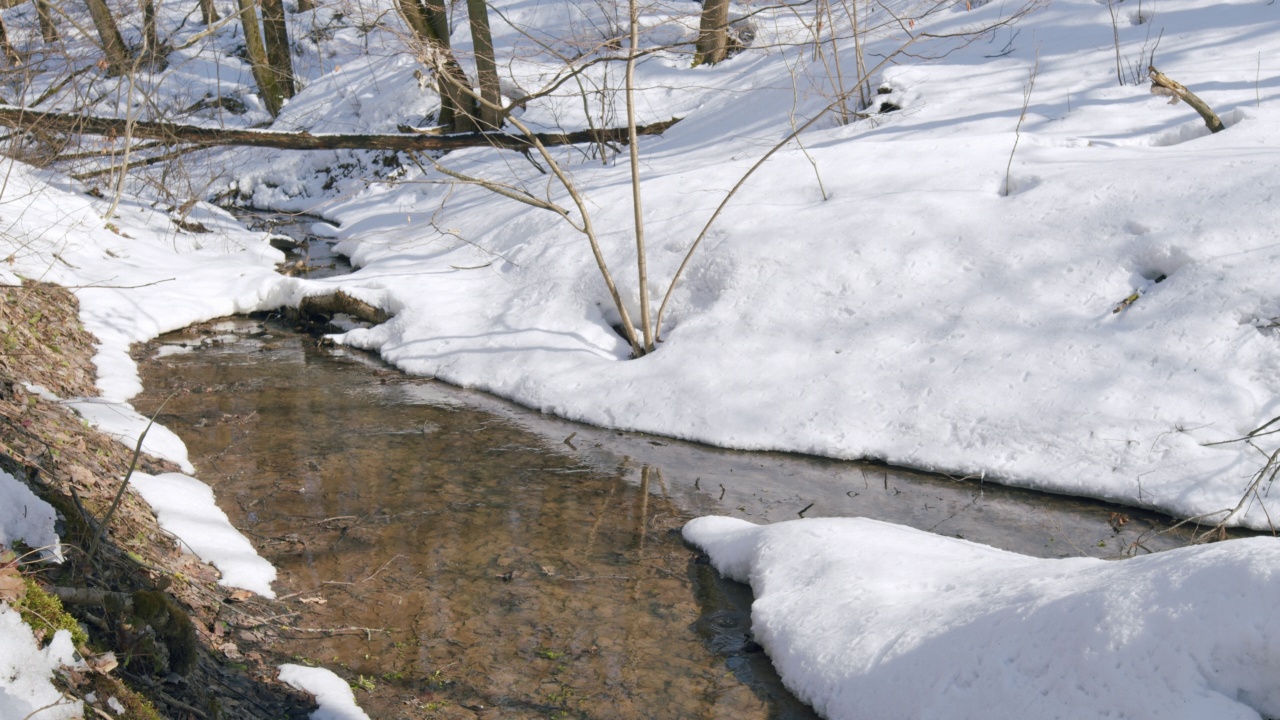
0, 282, 315, 719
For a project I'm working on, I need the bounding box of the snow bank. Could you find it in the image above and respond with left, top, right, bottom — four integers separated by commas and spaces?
130, 473, 277, 598
221, 0, 1280, 528
0, 161, 294, 402
3, 0, 1280, 542
0, 614, 83, 720
278, 665, 371, 720
0, 161, 289, 597
62, 398, 194, 474
684, 516, 1280, 720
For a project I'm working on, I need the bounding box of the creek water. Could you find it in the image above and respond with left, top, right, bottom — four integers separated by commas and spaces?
131, 220, 1221, 719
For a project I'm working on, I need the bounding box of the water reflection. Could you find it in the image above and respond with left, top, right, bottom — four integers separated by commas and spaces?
135, 317, 1218, 718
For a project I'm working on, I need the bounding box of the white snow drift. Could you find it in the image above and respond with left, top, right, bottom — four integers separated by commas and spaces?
685, 516, 1280, 720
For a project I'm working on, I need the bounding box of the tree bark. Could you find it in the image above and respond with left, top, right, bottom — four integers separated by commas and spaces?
693, 0, 730, 66
141, 0, 162, 63
85, 0, 131, 76
397, 0, 479, 133
260, 0, 297, 99
0, 105, 682, 151
0, 14, 19, 66
466, 0, 502, 129
35, 0, 57, 42
236, 0, 287, 116
198, 0, 219, 24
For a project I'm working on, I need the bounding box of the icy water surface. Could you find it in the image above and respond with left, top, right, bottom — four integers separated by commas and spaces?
135, 317, 1216, 719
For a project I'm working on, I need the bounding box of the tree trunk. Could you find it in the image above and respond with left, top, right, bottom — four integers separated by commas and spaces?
260, 0, 297, 99
466, 0, 502, 129
0, 14, 19, 66
693, 0, 730, 66
397, 0, 478, 133
236, 0, 287, 116
85, 0, 131, 75
198, 0, 218, 25
0, 105, 682, 150
141, 0, 161, 63
35, 0, 57, 42
397, 0, 428, 38
625, 0, 652, 353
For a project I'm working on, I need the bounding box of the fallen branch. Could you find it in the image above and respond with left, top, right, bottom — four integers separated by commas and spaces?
0, 105, 681, 152
1148, 66, 1224, 133
89, 394, 171, 564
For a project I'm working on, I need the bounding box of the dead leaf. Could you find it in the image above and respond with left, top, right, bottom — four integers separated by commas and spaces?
226, 589, 254, 602
0, 573, 26, 602
219, 642, 242, 660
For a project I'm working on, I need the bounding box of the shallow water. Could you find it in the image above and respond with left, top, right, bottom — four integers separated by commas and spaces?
134, 316, 1218, 719
237, 209, 352, 279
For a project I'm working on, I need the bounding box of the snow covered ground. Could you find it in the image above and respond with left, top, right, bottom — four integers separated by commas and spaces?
2, 0, 1280, 715
231, 0, 1280, 529
2, 0, 1277, 531
685, 515, 1280, 720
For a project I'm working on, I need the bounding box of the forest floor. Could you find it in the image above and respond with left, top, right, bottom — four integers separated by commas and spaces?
0, 281, 317, 719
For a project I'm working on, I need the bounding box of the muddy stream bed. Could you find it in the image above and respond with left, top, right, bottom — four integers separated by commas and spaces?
129, 218, 1222, 719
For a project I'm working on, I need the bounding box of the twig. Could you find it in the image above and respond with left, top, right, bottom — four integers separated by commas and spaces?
1003, 52, 1038, 197
89, 394, 173, 562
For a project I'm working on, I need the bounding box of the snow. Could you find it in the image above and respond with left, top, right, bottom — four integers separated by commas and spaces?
0, 0, 1279, 716
684, 515, 1280, 720
130, 472, 277, 598
278, 665, 372, 720
9, 383, 274, 596
0, 614, 83, 720
62, 398, 194, 474
0, 0, 1274, 532
221, 0, 1280, 529
0, 470, 62, 563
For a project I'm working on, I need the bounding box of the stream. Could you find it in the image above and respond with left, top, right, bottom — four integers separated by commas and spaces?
130, 218, 1223, 719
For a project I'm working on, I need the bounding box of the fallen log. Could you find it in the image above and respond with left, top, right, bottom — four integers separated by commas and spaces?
297, 290, 389, 325
0, 105, 681, 151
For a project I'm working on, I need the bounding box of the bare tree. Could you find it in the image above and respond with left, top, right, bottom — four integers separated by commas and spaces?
141, 0, 162, 63
197, 0, 218, 24
466, 0, 502, 129
261, 0, 297, 98
398, 0, 480, 132
35, 0, 57, 42
85, 0, 130, 75
694, 0, 731, 66
236, 0, 294, 116
0, 14, 19, 66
